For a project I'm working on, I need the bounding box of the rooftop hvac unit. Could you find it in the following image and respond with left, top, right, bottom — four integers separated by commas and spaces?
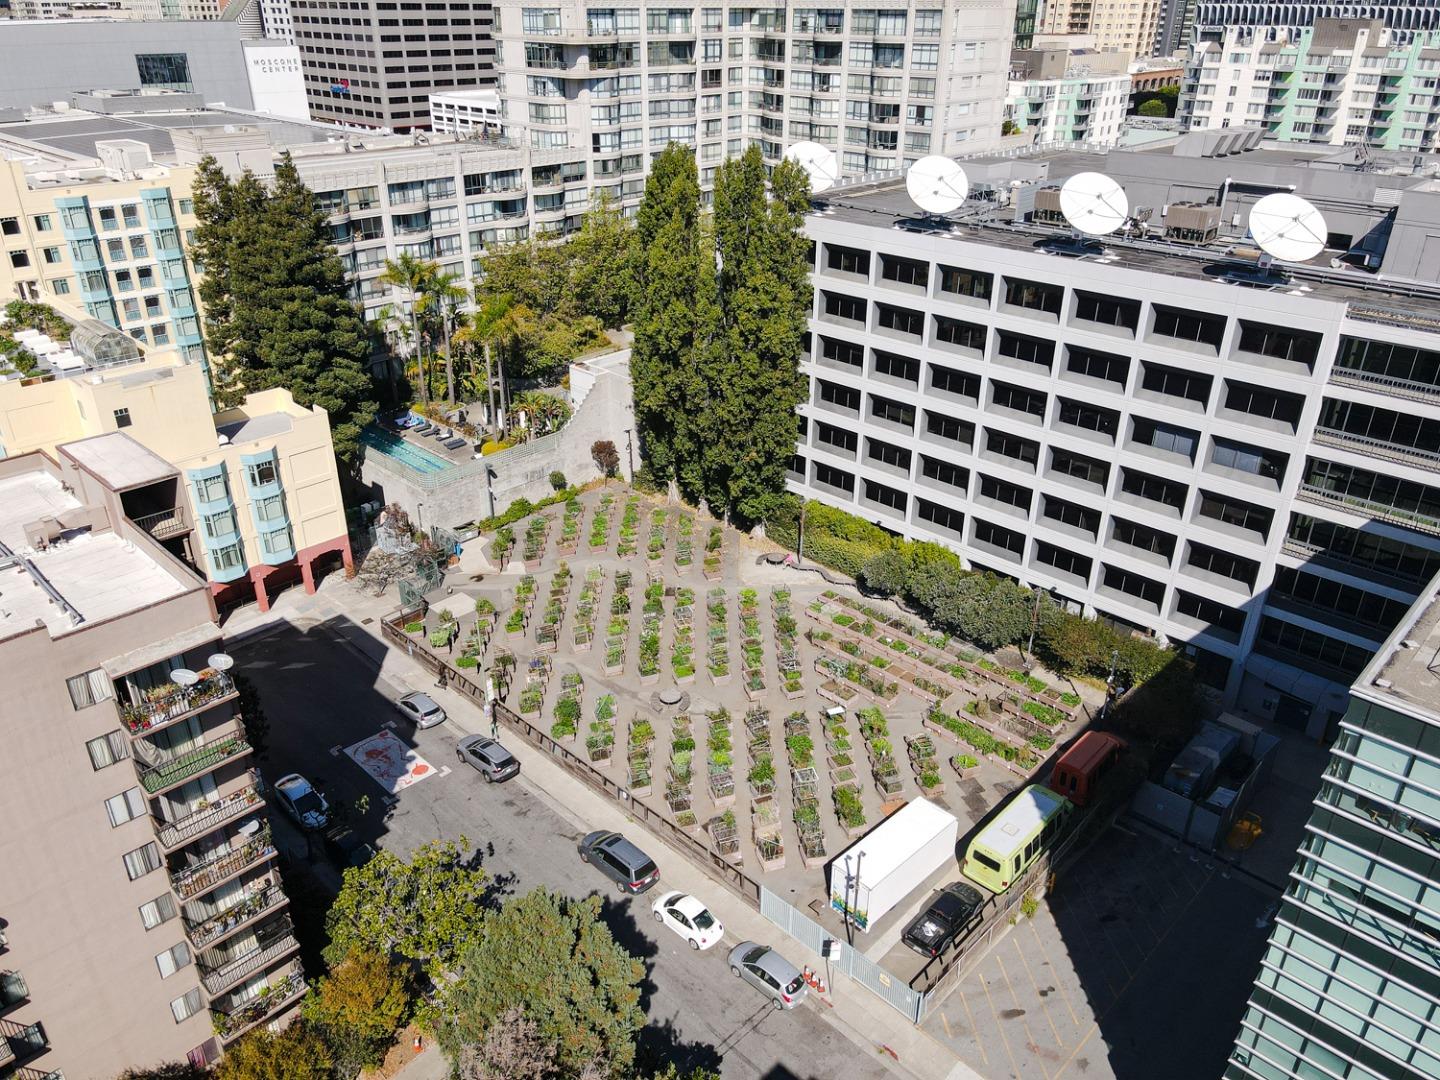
1032, 186, 1066, 225
1164, 201, 1222, 244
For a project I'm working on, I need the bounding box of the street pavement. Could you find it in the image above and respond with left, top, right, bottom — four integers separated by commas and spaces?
233, 615, 902, 1080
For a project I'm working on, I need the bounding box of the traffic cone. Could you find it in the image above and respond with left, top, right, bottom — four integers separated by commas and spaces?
816, 977, 827, 994
413, 1035, 423, 1055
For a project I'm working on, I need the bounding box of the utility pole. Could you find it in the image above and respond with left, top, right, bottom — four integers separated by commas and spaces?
1024, 589, 1042, 665
797, 502, 808, 567
623, 428, 635, 479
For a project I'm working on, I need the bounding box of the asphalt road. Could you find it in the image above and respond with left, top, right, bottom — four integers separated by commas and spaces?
235, 617, 899, 1080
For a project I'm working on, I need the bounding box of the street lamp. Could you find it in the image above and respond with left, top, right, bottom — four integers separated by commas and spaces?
415, 501, 425, 533
622, 428, 635, 479
796, 501, 809, 567
484, 464, 498, 520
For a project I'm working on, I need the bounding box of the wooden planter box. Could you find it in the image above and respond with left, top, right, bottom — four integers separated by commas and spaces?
841, 821, 867, 839
743, 684, 766, 702
919, 782, 945, 798
557, 543, 578, 558
703, 568, 723, 582
709, 670, 732, 686
574, 639, 593, 653
536, 639, 558, 655
524, 558, 544, 573
781, 684, 805, 701
630, 782, 653, 799
675, 672, 696, 687
829, 766, 857, 787
756, 850, 786, 872
800, 848, 828, 870
818, 682, 859, 708
711, 791, 736, 812
604, 661, 625, 677
507, 626, 527, 641
520, 705, 542, 722
640, 671, 660, 687
953, 762, 980, 781
588, 748, 613, 767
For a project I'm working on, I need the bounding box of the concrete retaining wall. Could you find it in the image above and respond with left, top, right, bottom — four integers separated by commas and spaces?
359, 349, 635, 528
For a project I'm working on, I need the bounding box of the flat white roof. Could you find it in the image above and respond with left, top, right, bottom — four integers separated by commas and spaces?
974, 786, 1066, 857
63, 432, 176, 491
834, 797, 958, 886
0, 469, 187, 636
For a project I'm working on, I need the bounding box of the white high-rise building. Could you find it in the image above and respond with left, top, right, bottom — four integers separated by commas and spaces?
259, 0, 292, 41
489, 0, 1016, 193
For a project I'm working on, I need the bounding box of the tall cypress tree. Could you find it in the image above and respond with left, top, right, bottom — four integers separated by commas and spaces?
630, 144, 702, 487
190, 154, 377, 460
711, 146, 812, 523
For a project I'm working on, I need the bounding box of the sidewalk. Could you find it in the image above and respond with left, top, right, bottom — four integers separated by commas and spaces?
221, 579, 986, 1080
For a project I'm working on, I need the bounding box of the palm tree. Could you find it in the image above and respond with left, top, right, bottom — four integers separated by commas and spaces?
377, 253, 438, 404
417, 269, 470, 404
372, 302, 412, 404
455, 295, 536, 436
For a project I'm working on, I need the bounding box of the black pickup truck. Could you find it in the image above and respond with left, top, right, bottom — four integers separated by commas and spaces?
901, 882, 986, 958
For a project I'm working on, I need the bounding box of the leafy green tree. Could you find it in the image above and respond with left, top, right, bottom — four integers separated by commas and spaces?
302, 949, 412, 1075
709, 146, 812, 524
378, 252, 439, 404
932, 575, 1033, 651
323, 838, 489, 983
568, 190, 635, 329
859, 549, 908, 597
439, 889, 644, 1078
1137, 98, 1168, 117
630, 144, 704, 489
190, 154, 377, 459
214, 1024, 332, 1080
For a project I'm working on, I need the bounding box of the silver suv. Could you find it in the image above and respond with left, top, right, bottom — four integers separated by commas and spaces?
577, 831, 660, 894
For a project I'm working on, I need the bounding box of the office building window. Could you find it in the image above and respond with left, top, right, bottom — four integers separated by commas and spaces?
863, 478, 907, 513
819, 336, 862, 368
917, 498, 963, 534
136, 53, 194, 92
86, 730, 130, 771
170, 988, 203, 1023
67, 668, 113, 709
113, 407, 132, 429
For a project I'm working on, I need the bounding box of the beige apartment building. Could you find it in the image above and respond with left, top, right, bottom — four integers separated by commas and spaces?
0, 308, 352, 611
0, 437, 303, 1077
1038, 0, 1164, 59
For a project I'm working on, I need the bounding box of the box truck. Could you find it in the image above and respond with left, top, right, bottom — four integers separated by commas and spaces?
829, 798, 960, 932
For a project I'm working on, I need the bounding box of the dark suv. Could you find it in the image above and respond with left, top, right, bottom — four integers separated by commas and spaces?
577, 830, 660, 894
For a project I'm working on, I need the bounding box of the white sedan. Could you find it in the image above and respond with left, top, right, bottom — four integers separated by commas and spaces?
651, 891, 724, 951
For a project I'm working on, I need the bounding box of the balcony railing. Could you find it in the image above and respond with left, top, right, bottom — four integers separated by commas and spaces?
156, 779, 264, 849
170, 828, 274, 900
212, 966, 305, 1041
200, 923, 300, 995
131, 507, 190, 540
12, 1068, 65, 1080
0, 1019, 47, 1068
0, 971, 27, 1010
1327, 365, 1440, 403
185, 881, 287, 950
1297, 483, 1440, 537
120, 671, 236, 735
1313, 427, 1440, 469
137, 733, 252, 794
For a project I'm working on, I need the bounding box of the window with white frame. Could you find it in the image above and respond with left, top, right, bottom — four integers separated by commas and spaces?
123, 842, 162, 880
87, 730, 130, 771
106, 788, 147, 827
140, 894, 178, 930
156, 942, 192, 979
67, 668, 113, 710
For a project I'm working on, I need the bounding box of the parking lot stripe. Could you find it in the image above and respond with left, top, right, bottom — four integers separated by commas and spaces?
1010, 937, 1065, 1049
955, 990, 989, 1069
980, 965, 1027, 1080
1026, 920, 1081, 1028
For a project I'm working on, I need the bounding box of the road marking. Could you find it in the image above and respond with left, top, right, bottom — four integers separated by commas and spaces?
1011, 936, 1065, 1049
1026, 920, 1081, 1029
328, 744, 343, 756
438, 766, 452, 778
383, 719, 398, 730
955, 990, 988, 1068
997, 952, 1051, 1080
979, 966, 1026, 1080
940, 1010, 954, 1039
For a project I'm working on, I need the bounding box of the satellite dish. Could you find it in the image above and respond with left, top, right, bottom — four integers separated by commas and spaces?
1060, 172, 1129, 236
208, 653, 235, 672
1248, 192, 1327, 263
906, 155, 969, 215
170, 668, 200, 687
784, 141, 840, 195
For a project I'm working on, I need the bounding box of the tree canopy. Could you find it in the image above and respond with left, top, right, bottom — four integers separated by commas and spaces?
190, 154, 377, 460
631, 144, 812, 524
439, 889, 645, 1078
213, 1024, 333, 1080
323, 838, 489, 983
301, 949, 411, 1076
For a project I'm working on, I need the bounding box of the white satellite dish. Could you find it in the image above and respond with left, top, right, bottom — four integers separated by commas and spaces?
784, 141, 840, 195
906, 155, 970, 216
170, 668, 200, 687
1248, 192, 1327, 263
208, 652, 235, 672
1059, 172, 1129, 236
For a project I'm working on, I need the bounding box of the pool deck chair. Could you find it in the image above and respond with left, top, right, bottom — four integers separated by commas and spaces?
414, 423, 435, 436
443, 436, 467, 450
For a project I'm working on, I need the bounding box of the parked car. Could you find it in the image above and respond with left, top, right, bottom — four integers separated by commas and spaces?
396, 691, 447, 729
324, 824, 377, 868
455, 735, 520, 783
577, 830, 660, 894
901, 881, 986, 958
650, 891, 724, 950
727, 941, 808, 1010
273, 773, 330, 831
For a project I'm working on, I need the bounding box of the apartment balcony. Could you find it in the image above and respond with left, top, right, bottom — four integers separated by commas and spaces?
170, 827, 275, 901
137, 731, 253, 795
0, 1019, 48, 1071
11, 1068, 64, 1080
185, 880, 289, 951
1278, 536, 1425, 593
0, 971, 27, 1012
199, 919, 301, 996
1312, 427, 1440, 470
211, 965, 305, 1044
119, 671, 237, 736
156, 778, 264, 850
1296, 483, 1440, 537
131, 507, 190, 541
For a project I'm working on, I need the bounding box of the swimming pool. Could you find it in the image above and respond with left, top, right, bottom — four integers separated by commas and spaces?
362, 428, 454, 475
